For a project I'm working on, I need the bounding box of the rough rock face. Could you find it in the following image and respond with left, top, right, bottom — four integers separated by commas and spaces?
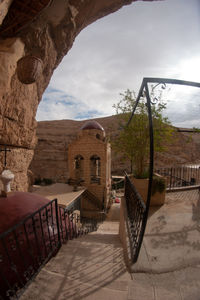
0, 37, 37, 191
30, 116, 200, 184
0, 0, 13, 25
0, 0, 159, 191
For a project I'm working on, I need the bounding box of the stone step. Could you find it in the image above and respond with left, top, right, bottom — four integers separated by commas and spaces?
97, 221, 119, 234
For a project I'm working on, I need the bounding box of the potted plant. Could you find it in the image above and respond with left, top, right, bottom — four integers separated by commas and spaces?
113, 89, 173, 205
131, 173, 166, 206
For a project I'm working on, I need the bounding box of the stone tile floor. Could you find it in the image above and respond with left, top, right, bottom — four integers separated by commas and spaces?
21, 190, 200, 300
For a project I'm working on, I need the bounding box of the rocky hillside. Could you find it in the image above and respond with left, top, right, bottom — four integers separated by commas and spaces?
29, 115, 200, 183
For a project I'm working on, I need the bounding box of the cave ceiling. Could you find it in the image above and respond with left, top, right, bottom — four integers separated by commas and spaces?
0, 0, 161, 38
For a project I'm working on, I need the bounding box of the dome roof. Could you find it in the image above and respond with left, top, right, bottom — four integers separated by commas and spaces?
81, 120, 104, 131
0, 192, 50, 233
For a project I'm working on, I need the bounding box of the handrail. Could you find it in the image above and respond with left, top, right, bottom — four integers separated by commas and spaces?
0, 195, 104, 299
124, 173, 146, 263
123, 78, 200, 264
0, 199, 59, 299
124, 172, 146, 210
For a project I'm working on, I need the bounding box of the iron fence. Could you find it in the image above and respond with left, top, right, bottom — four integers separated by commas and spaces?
124, 174, 146, 263
0, 196, 103, 299
58, 207, 100, 243
0, 199, 60, 300
123, 78, 200, 263
155, 166, 200, 189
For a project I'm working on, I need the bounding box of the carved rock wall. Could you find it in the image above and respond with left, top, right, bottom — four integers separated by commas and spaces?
0, 37, 37, 191
0, 0, 158, 191
0, 0, 13, 25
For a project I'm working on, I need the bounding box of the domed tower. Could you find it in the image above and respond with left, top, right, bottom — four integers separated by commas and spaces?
68, 120, 111, 211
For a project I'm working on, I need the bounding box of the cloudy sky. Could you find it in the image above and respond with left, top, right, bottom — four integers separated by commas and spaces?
36, 0, 200, 128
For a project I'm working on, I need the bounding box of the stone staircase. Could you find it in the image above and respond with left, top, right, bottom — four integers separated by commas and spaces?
20, 203, 133, 300
20, 194, 200, 300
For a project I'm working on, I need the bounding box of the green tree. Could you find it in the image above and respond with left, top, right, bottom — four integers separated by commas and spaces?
113, 89, 173, 177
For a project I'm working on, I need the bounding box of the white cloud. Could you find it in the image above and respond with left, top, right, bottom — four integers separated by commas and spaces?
36, 0, 200, 127
160, 83, 200, 127
36, 88, 104, 121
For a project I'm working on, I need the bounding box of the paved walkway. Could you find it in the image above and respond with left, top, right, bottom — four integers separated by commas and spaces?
21, 190, 200, 300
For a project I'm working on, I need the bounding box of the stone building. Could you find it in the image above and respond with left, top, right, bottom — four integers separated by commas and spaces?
68, 120, 111, 211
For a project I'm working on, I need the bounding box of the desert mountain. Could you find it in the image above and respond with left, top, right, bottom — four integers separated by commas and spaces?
29, 115, 200, 183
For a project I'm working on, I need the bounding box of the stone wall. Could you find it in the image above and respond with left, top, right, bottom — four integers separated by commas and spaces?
0, 37, 37, 191
30, 116, 122, 183
0, 0, 13, 25
68, 128, 111, 203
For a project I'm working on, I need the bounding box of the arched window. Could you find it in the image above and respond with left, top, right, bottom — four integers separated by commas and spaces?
90, 155, 101, 184
74, 155, 84, 181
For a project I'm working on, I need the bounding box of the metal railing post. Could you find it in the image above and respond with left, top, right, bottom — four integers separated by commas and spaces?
55, 199, 61, 248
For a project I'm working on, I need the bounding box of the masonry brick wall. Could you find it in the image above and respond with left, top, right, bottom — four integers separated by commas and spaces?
68, 126, 111, 208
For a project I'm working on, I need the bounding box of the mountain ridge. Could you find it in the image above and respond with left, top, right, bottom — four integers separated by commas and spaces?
30, 115, 200, 183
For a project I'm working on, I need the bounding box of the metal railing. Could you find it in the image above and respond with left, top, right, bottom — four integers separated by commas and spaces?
123, 78, 200, 264
58, 207, 100, 243
124, 174, 146, 263
0, 196, 103, 299
0, 199, 60, 300
155, 166, 200, 189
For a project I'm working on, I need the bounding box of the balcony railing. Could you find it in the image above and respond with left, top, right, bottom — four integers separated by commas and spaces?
0, 199, 60, 299
0, 196, 102, 299
155, 166, 200, 189
124, 174, 146, 263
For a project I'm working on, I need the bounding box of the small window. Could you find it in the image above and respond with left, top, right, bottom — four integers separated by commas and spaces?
74, 155, 84, 181
90, 155, 101, 184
